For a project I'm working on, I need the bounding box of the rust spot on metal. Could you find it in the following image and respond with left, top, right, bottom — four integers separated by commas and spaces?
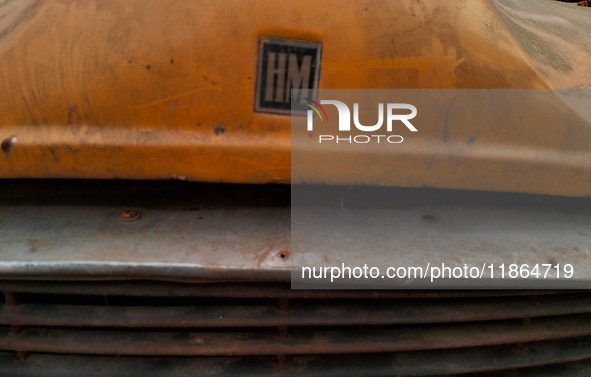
119, 209, 141, 222
277, 297, 290, 312
15, 351, 28, 361
4, 292, 18, 308
10, 325, 24, 335
274, 354, 292, 373
512, 343, 529, 355
1, 136, 16, 156
518, 317, 531, 325
278, 249, 291, 260
214, 124, 226, 135
255, 247, 273, 268
277, 326, 289, 339
27, 239, 49, 253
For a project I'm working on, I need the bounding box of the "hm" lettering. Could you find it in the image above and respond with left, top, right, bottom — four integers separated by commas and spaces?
265, 52, 312, 103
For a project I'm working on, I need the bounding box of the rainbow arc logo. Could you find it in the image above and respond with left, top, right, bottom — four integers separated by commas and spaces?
302, 98, 328, 122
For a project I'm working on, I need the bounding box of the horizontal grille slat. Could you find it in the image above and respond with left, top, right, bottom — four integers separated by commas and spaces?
1, 293, 591, 328
1, 337, 591, 377
1, 314, 591, 356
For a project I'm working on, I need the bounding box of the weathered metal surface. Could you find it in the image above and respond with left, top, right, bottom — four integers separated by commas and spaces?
292, 197, 591, 289
0, 338, 590, 376
0, 200, 590, 286
0, 314, 590, 356
1, 294, 590, 328
0, 0, 590, 197
0, 205, 291, 282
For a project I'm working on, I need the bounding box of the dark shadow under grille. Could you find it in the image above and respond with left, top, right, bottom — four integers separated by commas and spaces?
0, 281, 589, 376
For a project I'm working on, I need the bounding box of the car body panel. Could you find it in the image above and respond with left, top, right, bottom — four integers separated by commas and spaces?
0, 0, 589, 196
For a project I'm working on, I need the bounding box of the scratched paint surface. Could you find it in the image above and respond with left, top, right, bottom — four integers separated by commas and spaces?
0, 0, 589, 196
